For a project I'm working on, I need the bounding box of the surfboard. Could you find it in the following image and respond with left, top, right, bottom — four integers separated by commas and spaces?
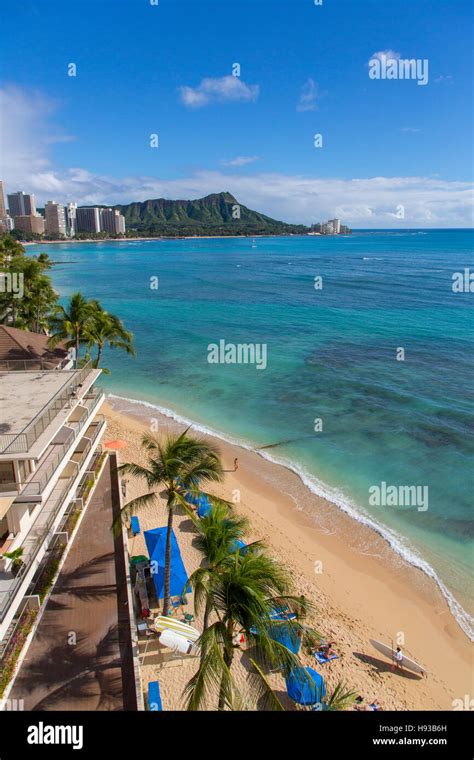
153, 616, 201, 642
369, 639, 427, 675
159, 629, 199, 655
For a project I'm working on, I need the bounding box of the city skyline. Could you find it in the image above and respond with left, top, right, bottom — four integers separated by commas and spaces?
0, 182, 126, 237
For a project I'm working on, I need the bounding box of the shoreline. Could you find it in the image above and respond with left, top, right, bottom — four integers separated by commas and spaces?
103, 394, 472, 711
23, 233, 353, 245
107, 394, 473, 641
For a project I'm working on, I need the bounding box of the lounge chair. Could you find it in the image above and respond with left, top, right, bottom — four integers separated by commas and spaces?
148, 681, 163, 711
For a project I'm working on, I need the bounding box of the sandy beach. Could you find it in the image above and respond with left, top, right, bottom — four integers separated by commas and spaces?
103, 398, 472, 712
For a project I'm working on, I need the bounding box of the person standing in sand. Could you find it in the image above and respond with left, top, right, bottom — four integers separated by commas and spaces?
392, 647, 404, 671
234, 458, 239, 471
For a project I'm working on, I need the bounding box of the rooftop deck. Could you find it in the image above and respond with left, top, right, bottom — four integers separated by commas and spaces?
0, 371, 69, 434
9, 455, 137, 710
0, 365, 101, 457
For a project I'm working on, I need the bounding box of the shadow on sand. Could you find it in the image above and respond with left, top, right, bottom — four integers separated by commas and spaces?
353, 651, 423, 681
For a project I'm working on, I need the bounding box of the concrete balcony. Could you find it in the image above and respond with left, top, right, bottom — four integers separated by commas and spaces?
4, 390, 106, 504
0, 364, 101, 458
0, 416, 106, 628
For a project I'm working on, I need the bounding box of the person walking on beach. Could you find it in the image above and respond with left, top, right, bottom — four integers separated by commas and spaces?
391, 647, 404, 671
233, 458, 239, 471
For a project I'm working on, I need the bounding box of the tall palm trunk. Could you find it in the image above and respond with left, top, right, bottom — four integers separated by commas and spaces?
203, 598, 212, 632
74, 325, 80, 369
218, 620, 235, 710
162, 499, 174, 616
95, 342, 103, 368
199, 598, 213, 666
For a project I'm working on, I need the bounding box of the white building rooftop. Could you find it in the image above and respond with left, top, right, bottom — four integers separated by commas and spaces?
0, 367, 102, 458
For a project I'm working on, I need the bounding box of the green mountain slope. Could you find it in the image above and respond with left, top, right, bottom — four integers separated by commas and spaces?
114, 192, 307, 236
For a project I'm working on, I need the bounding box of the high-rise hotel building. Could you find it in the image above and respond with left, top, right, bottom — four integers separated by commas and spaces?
0, 180, 6, 220
7, 191, 37, 218
76, 207, 101, 234
65, 202, 77, 237
100, 208, 126, 235
45, 201, 67, 237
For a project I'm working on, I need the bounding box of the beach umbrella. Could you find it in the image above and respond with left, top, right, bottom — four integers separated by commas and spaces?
144, 527, 189, 600
250, 620, 301, 654
228, 539, 247, 554
285, 666, 326, 706
196, 495, 212, 518
268, 622, 301, 654
103, 439, 128, 450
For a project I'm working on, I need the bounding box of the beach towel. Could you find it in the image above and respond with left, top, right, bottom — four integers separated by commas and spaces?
314, 651, 339, 664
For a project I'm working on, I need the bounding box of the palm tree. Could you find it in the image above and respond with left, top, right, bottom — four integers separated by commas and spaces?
22, 273, 58, 333
184, 550, 318, 711
48, 292, 91, 368
245, 665, 358, 711
83, 300, 135, 369
323, 680, 358, 711
0, 234, 24, 265
187, 502, 252, 632
116, 430, 225, 616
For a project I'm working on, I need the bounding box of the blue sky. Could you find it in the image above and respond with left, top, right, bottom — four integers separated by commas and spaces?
1, 0, 473, 226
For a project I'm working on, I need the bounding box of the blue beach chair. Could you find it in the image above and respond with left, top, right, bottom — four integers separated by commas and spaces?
148, 681, 163, 711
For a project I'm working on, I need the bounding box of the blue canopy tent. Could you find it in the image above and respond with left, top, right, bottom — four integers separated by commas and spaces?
249, 620, 301, 654
268, 622, 301, 654
196, 495, 212, 518
228, 539, 247, 554
144, 527, 189, 600
285, 666, 326, 707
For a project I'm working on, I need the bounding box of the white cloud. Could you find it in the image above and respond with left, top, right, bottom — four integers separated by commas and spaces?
179, 75, 259, 108
297, 78, 319, 112
0, 86, 74, 189
370, 49, 401, 64
8, 168, 470, 228
1, 86, 472, 228
220, 156, 259, 167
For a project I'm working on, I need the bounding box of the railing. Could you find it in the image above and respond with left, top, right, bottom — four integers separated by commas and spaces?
0, 363, 95, 455
0, 419, 106, 622
0, 396, 104, 499
81, 416, 105, 449
0, 471, 76, 622
0, 356, 71, 372
19, 429, 77, 499
79, 389, 105, 418
0, 482, 21, 494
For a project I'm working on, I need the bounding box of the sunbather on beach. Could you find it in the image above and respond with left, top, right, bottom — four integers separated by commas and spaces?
354, 696, 382, 711
318, 641, 336, 657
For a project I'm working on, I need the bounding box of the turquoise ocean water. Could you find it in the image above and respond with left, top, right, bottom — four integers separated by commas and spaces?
39, 231, 474, 636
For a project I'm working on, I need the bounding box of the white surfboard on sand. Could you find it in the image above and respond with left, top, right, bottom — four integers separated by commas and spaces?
369, 639, 427, 675
154, 616, 201, 642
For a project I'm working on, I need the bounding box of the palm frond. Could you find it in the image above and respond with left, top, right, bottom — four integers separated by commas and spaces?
325, 680, 358, 711
183, 623, 234, 711
245, 656, 285, 711
111, 491, 157, 535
